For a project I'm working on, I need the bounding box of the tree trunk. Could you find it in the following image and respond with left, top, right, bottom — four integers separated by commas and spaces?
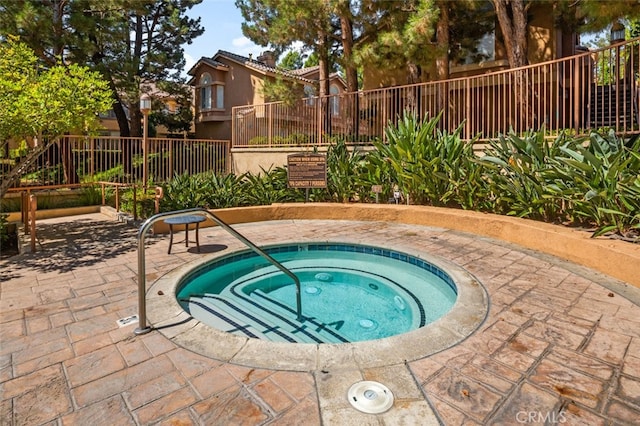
317, 34, 330, 97
493, 0, 531, 130
338, 4, 359, 137
435, 6, 450, 80
435, 1, 450, 124
340, 14, 358, 93
492, 0, 529, 68
317, 31, 332, 137
59, 136, 79, 185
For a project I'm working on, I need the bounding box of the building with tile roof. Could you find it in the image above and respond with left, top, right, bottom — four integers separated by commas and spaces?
187, 50, 346, 141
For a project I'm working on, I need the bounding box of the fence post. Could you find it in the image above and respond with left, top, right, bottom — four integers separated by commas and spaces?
21, 191, 28, 234
268, 104, 273, 147
132, 185, 137, 221
90, 136, 95, 177
316, 97, 322, 145
29, 194, 37, 252
169, 139, 174, 179
154, 186, 163, 214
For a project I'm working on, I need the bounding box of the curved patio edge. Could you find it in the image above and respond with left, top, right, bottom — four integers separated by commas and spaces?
153, 202, 639, 289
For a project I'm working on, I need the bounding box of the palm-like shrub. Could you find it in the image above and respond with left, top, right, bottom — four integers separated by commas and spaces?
242, 166, 304, 205
159, 172, 211, 212
200, 172, 248, 209
325, 138, 367, 203
478, 129, 573, 220
552, 131, 640, 236
371, 111, 484, 208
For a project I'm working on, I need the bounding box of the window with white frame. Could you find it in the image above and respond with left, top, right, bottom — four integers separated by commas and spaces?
304, 85, 316, 106
329, 84, 340, 115
216, 85, 224, 109
200, 73, 212, 110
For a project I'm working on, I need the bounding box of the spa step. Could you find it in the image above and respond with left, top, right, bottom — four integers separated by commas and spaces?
185, 295, 345, 343
249, 289, 350, 344
208, 292, 348, 344
185, 296, 298, 342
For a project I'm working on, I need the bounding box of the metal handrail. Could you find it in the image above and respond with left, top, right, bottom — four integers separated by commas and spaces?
134, 207, 302, 335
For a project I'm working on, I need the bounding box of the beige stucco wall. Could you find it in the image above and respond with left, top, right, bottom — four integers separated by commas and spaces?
231, 147, 329, 175
231, 145, 377, 175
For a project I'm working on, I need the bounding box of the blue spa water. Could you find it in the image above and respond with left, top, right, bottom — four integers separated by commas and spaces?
177, 243, 457, 343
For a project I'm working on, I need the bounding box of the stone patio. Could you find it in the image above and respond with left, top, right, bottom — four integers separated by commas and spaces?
1, 212, 639, 425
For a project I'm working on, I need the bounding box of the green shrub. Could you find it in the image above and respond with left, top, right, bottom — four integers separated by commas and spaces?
0, 213, 9, 244
552, 131, 640, 236
325, 138, 366, 203
79, 185, 103, 205
248, 136, 268, 146
370, 110, 485, 208
242, 167, 304, 205
119, 186, 157, 219
159, 172, 211, 212
478, 129, 572, 220
200, 172, 248, 209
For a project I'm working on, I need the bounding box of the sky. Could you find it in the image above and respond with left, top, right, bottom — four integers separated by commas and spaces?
182, 0, 263, 75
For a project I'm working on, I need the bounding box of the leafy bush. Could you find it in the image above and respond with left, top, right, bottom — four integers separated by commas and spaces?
159, 172, 212, 212
242, 166, 304, 205
551, 131, 640, 237
369, 111, 485, 208
478, 129, 571, 220
0, 213, 9, 244
248, 136, 268, 146
325, 138, 367, 203
200, 172, 248, 209
120, 186, 156, 219
79, 185, 103, 205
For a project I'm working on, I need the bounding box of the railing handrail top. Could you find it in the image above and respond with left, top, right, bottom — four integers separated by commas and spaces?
60, 135, 230, 143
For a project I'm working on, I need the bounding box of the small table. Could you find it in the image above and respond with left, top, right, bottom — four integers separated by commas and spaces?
164, 215, 206, 254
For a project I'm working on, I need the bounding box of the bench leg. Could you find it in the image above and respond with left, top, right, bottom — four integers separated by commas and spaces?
185, 225, 189, 248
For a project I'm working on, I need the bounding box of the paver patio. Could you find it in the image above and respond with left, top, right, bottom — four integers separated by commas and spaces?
1, 212, 639, 425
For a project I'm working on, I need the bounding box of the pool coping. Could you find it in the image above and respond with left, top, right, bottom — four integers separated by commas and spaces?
147, 234, 489, 372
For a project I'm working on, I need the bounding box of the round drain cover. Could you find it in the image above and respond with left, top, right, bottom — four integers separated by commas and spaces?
347, 381, 394, 414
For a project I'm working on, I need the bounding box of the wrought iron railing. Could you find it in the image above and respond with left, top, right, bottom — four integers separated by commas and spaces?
232, 38, 640, 148
1, 136, 230, 191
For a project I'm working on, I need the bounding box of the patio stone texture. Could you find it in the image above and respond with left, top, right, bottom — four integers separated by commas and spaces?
1, 212, 639, 425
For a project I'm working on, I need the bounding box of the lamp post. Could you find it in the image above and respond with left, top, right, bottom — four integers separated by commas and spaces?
610, 20, 626, 45
609, 20, 626, 87
140, 93, 151, 188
